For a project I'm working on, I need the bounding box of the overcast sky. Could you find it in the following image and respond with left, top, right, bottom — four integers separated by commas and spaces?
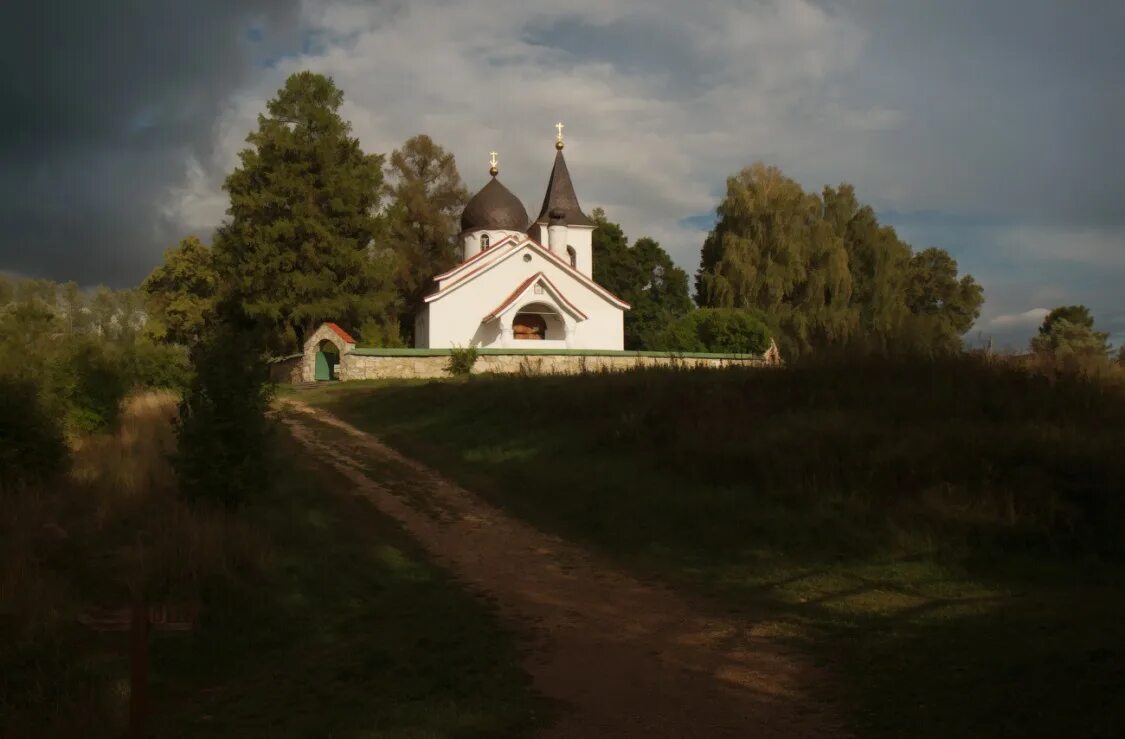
2, 0, 1122, 349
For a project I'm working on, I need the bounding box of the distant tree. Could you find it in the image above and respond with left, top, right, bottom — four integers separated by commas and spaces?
695, 163, 852, 356
1116, 345, 1125, 366
1030, 304, 1110, 371
214, 71, 397, 353
141, 236, 218, 346
383, 134, 469, 342
591, 209, 692, 349
903, 248, 984, 352
89, 286, 117, 339
59, 281, 90, 336
1038, 305, 1095, 334
821, 184, 911, 347
695, 164, 984, 356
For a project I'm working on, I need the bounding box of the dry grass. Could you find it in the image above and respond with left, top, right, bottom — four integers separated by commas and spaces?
1, 392, 268, 735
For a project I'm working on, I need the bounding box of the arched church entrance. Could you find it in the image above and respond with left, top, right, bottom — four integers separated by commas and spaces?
512, 303, 565, 341
513, 313, 547, 340
314, 339, 341, 380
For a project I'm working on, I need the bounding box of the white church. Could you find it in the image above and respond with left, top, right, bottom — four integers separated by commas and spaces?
413, 125, 629, 351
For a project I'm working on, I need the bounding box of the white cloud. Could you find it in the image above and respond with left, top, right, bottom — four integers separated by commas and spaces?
162, 0, 898, 270
988, 308, 1049, 330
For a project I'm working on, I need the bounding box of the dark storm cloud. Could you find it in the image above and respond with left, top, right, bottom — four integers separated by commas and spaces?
829, 0, 1125, 228
0, 1, 302, 286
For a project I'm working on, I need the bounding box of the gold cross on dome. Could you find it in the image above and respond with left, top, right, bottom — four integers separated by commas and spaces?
489, 151, 498, 168
555, 122, 565, 141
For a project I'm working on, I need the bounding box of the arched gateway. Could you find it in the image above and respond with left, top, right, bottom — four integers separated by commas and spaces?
301, 323, 356, 383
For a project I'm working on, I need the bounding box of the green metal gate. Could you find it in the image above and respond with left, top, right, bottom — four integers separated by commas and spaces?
314, 351, 332, 381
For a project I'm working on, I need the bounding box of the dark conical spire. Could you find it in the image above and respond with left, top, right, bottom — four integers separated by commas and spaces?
534, 148, 594, 228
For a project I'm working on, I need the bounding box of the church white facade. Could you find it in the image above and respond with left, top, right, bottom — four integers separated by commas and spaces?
414, 129, 628, 350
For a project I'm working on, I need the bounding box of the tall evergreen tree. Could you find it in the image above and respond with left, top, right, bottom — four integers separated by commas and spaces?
591, 208, 692, 349
214, 71, 397, 352
383, 134, 469, 342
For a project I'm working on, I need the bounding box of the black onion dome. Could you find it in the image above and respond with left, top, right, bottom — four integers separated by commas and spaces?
460, 177, 530, 233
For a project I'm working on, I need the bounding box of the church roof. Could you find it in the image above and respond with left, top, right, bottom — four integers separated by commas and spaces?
423, 236, 630, 311
532, 149, 595, 228
460, 176, 530, 233
482, 272, 588, 323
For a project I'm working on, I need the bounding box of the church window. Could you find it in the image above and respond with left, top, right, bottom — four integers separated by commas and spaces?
523, 254, 532, 262
480, 234, 490, 250
534, 284, 544, 295
567, 245, 577, 268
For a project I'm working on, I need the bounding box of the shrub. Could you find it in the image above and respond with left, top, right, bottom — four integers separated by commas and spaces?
119, 339, 192, 391
0, 375, 68, 490
656, 308, 772, 355
46, 340, 127, 434
446, 345, 478, 376
175, 317, 273, 508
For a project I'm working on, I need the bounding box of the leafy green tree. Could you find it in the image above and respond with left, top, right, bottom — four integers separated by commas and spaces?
656, 308, 772, 354
1030, 305, 1110, 371
695, 164, 852, 356
383, 134, 469, 341
903, 248, 984, 352
591, 209, 692, 349
696, 163, 984, 356
822, 185, 911, 347
214, 71, 397, 353
1116, 345, 1125, 366
141, 236, 218, 346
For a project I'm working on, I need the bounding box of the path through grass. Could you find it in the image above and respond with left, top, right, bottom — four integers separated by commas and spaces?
302, 364, 1125, 738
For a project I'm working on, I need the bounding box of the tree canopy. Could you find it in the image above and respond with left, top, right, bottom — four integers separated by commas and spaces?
383, 134, 469, 343
591, 208, 692, 349
1030, 304, 1111, 371
213, 71, 398, 352
695, 163, 983, 357
141, 236, 218, 346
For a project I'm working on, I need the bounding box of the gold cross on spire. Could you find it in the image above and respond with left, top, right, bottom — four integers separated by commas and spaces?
489, 151, 498, 176
555, 121, 565, 150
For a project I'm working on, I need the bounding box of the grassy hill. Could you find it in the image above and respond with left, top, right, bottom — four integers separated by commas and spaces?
302, 356, 1125, 738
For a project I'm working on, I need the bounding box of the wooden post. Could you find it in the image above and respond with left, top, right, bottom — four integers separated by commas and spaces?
129, 603, 150, 739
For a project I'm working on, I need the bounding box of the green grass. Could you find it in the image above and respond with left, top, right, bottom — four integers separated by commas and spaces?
300, 359, 1125, 738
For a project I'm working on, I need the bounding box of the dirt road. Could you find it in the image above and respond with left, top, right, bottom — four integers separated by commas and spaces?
280, 399, 844, 738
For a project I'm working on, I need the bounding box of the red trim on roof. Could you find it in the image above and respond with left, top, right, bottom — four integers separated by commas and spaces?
484, 274, 539, 321
432, 235, 518, 281
326, 322, 356, 344
522, 237, 631, 309
424, 236, 631, 310
481, 272, 588, 322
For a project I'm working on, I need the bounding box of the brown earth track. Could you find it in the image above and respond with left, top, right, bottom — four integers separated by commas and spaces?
279, 398, 846, 738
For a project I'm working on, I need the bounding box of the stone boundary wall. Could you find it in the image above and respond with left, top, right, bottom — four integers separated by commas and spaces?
269, 354, 304, 384
337, 351, 775, 381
